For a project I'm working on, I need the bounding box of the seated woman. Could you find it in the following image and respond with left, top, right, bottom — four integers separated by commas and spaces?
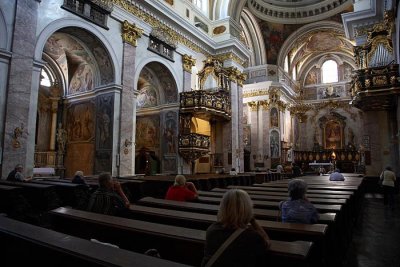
229, 168, 238, 176
279, 179, 319, 224
165, 175, 198, 202
202, 189, 270, 267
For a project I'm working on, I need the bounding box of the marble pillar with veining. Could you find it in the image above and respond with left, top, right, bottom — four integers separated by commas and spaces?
0, 51, 11, 168
2, 0, 40, 178
249, 104, 258, 169
237, 84, 244, 172
119, 42, 137, 176
183, 70, 192, 92
230, 81, 239, 171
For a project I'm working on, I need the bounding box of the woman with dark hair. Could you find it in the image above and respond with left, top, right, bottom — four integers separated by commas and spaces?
202, 189, 270, 267
279, 179, 319, 224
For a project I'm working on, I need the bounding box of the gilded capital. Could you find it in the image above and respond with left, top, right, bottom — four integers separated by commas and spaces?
226, 67, 238, 83
237, 72, 247, 87
259, 100, 269, 111
182, 54, 196, 73
121, 20, 143, 47
247, 101, 258, 111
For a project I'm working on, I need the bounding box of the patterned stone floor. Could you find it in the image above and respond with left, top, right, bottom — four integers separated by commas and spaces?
344, 193, 400, 267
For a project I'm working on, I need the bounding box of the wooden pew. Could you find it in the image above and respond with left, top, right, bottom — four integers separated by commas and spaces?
50, 207, 313, 267
128, 204, 328, 242
137, 197, 336, 225
253, 183, 359, 191
30, 180, 89, 209
197, 196, 343, 213
227, 185, 355, 195
0, 215, 188, 267
199, 190, 348, 205
212, 187, 351, 199
0, 180, 61, 212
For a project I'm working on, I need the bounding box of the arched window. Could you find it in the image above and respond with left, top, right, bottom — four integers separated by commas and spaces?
193, 0, 208, 14
321, 60, 338, 83
284, 55, 289, 73
40, 68, 54, 87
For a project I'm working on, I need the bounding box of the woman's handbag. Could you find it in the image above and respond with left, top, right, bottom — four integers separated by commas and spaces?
205, 228, 245, 267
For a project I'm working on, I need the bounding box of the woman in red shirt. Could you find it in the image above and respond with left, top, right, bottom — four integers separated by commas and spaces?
165, 175, 198, 201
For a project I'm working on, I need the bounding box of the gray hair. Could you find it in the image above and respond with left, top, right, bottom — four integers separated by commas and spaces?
174, 175, 186, 186
75, 171, 84, 177
217, 189, 254, 229
288, 179, 308, 200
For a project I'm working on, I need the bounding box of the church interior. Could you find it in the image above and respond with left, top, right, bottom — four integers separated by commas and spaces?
0, 0, 400, 266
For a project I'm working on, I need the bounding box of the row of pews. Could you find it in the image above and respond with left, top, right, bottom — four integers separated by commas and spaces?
0, 172, 364, 266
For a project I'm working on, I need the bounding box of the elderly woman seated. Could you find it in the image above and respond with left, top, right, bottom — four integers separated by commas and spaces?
165, 175, 198, 202
279, 179, 319, 224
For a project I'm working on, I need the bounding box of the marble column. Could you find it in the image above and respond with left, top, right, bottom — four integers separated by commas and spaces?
237, 83, 244, 172
119, 20, 143, 177
0, 50, 11, 168
2, 0, 40, 178
249, 102, 258, 169
119, 42, 137, 177
49, 98, 59, 151
230, 80, 239, 171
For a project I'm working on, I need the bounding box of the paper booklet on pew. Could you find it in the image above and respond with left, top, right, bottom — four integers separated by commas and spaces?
90, 238, 119, 248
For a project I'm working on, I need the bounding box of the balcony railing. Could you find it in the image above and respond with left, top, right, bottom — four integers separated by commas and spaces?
178, 133, 210, 162
179, 90, 231, 120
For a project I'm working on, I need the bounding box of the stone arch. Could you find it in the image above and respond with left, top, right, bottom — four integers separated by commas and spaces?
135, 61, 179, 174
34, 18, 120, 84
240, 8, 267, 66
0, 8, 7, 49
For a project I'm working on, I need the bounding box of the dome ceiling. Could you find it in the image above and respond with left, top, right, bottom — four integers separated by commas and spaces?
247, 0, 353, 24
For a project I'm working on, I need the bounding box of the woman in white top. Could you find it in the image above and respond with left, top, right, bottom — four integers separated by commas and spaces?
379, 166, 397, 208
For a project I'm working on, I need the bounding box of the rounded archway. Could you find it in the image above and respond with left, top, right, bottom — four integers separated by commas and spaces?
135, 62, 178, 175
37, 26, 116, 177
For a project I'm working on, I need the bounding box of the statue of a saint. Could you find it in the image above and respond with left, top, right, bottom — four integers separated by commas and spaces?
56, 123, 67, 153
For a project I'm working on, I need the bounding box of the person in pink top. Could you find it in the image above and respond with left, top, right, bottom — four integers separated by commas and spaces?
165, 175, 198, 202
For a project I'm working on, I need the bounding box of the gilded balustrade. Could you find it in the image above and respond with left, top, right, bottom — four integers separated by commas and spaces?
178, 133, 210, 162
179, 90, 231, 120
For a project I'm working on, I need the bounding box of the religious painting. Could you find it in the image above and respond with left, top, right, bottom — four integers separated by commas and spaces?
44, 33, 101, 95
324, 120, 343, 149
259, 22, 299, 64
137, 78, 158, 108
162, 156, 176, 174
270, 108, 279, 128
69, 63, 94, 94
243, 125, 251, 147
67, 102, 95, 142
270, 130, 280, 158
136, 115, 160, 150
162, 111, 177, 155
95, 94, 113, 150
305, 68, 318, 85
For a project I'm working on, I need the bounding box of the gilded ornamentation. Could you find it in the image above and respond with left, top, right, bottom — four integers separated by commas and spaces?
215, 52, 247, 67
121, 20, 143, 47
288, 102, 312, 123
390, 76, 397, 84
112, 0, 209, 54
247, 101, 258, 111
373, 76, 387, 86
365, 79, 371, 88
12, 123, 26, 149
182, 54, 196, 73
259, 100, 269, 111
243, 90, 268, 98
